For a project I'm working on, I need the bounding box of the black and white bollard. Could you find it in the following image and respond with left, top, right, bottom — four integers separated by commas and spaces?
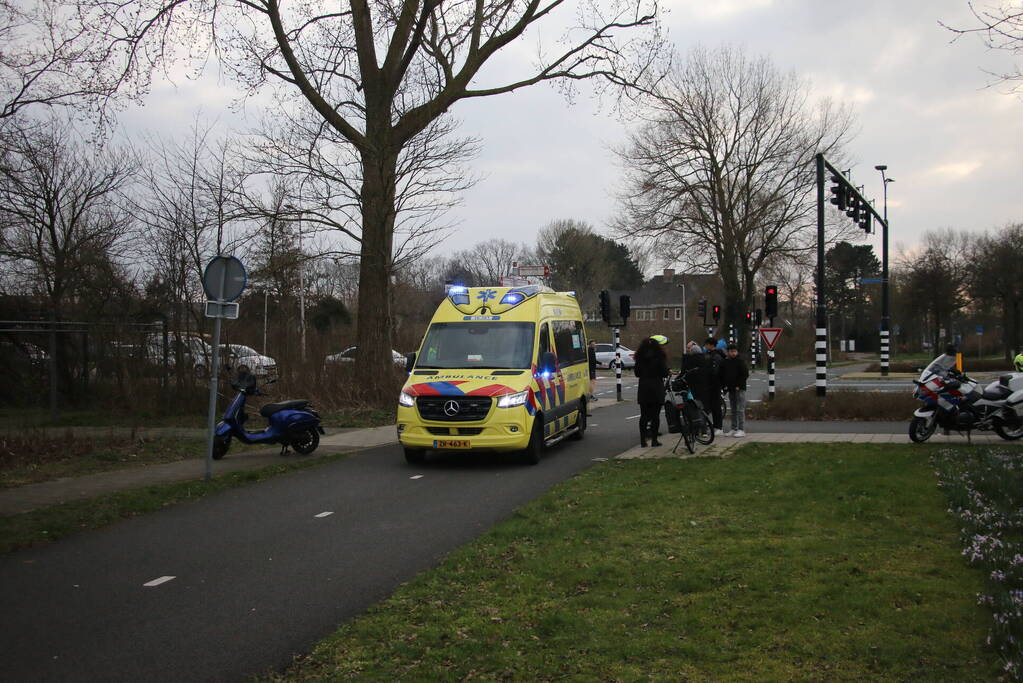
614, 327, 622, 401
816, 325, 827, 397
768, 349, 776, 400
880, 328, 890, 376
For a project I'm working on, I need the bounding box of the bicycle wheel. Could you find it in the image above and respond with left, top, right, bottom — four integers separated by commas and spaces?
694, 409, 715, 445
680, 413, 697, 454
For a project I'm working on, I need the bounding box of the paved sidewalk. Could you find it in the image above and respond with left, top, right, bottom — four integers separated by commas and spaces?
0, 425, 398, 516
616, 429, 1008, 460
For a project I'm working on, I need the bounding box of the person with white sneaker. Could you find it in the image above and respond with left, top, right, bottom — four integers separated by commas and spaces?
719, 342, 749, 438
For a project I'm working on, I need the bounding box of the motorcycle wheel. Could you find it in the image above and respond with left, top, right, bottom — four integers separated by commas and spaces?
909, 415, 937, 443
212, 435, 230, 460
995, 421, 1023, 440
291, 428, 320, 455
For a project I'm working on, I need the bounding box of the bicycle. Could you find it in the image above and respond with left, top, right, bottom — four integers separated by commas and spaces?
664, 369, 714, 454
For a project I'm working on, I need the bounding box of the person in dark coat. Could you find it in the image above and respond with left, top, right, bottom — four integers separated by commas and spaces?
633, 335, 670, 447
702, 337, 725, 434
719, 342, 750, 436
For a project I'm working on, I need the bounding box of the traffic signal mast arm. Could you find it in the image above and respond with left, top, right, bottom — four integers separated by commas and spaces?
823, 157, 887, 231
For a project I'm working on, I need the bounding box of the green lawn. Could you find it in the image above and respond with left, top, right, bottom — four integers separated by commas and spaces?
270, 444, 999, 681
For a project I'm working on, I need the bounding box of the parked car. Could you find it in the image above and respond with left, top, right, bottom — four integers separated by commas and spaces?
220, 344, 277, 378
143, 334, 214, 376
593, 343, 636, 369
325, 346, 406, 366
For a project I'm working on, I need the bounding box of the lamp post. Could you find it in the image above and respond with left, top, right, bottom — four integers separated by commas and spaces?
284, 204, 307, 364
874, 165, 894, 376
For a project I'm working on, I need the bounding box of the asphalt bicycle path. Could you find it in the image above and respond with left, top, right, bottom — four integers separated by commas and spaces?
0, 400, 643, 683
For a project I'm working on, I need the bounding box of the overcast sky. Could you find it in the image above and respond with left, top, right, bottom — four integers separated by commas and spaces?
118, 0, 1023, 271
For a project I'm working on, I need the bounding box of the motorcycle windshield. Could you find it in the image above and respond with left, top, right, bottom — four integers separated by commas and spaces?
920, 354, 957, 381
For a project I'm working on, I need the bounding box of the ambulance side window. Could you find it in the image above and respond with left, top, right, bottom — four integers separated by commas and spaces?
537, 323, 550, 365
552, 320, 586, 366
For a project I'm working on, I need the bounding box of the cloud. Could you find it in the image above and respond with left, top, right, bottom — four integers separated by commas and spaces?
925, 161, 982, 180
672, 0, 774, 22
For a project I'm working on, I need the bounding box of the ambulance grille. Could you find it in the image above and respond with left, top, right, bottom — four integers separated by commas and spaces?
417, 396, 492, 422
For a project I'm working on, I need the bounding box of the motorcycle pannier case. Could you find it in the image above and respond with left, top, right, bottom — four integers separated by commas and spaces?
1007, 390, 1023, 419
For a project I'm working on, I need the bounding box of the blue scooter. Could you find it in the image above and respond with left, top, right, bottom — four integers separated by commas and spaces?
213, 368, 325, 459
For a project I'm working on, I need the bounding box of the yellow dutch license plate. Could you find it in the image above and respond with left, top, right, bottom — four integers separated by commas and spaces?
433, 439, 471, 449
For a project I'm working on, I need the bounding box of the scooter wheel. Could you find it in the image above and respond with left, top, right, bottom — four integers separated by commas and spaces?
212, 435, 230, 460
291, 427, 320, 455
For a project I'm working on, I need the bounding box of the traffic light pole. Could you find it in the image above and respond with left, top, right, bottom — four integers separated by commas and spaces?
815, 153, 828, 398
877, 166, 892, 377
614, 327, 622, 402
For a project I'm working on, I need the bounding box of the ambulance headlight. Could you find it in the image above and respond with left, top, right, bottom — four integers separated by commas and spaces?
497, 390, 528, 408
399, 391, 415, 407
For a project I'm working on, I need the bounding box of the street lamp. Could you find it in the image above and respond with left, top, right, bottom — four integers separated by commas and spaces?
284, 204, 307, 363
874, 165, 894, 376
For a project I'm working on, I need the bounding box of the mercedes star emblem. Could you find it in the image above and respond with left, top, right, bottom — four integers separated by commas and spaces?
443, 400, 460, 416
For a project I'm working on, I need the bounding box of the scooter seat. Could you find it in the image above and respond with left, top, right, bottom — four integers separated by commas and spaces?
260, 400, 310, 418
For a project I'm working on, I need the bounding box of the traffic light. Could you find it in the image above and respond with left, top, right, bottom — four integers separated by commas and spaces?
744, 311, 752, 323
599, 289, 610, 323
619, 294, 631, 320
698, 299, 707, 319
845, 197, 860, 222
712, 305, 721, 323
765, 286, 778, 318
860, 211, 871, 233
829, 173, 848, 211
755, 309, 763, 326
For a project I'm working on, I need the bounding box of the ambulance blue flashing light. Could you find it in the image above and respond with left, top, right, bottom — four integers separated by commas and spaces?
446, 284, 468, 294
500, 292, 524, 305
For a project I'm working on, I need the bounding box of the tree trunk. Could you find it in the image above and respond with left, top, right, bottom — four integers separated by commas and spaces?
354, 140, 399, 403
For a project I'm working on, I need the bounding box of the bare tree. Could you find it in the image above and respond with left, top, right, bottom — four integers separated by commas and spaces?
898, 229, 975, 352
0, 117, 136, 410
450, 239, 528, 285
246, 107, 480, 273
614, 45, 856, 334
56, 0, 662, 397
943, 2, 1023, 91
969, 223, 1023, 358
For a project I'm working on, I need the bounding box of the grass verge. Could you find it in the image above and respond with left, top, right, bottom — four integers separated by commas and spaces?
270, 444, 998, 681
749, 388, 917, 421
0, 451, 349, 554
0, 433, 266, 488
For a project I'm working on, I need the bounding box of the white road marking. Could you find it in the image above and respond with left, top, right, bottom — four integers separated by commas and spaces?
626, 414, 640, 420
143, 576, 176, 587
592, 457, 608, 461
314, 511, 334, 518
410, 475, 424, 480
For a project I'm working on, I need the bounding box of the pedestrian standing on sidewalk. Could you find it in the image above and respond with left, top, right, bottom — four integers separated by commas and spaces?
587, 340, 599, 401
720, 342, 749, 437
703, 337, 726, 435
634, 335, 670, 447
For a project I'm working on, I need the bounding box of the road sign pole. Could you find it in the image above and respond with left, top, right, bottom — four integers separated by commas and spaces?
768, 350, 776, 400
204, 264, 228, 482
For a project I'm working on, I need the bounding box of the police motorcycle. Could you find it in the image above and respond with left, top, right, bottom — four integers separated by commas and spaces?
910, 347, 1023, 443
212, 366, 325, 458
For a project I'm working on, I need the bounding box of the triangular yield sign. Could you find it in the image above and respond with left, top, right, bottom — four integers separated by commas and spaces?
759, 327, 783, 350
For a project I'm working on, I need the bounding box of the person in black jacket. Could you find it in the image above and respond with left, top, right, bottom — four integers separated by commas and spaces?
587, 340, 598, 401
633, 335, 670, 447
719, 343, 750, 437
702, 337, 725, 434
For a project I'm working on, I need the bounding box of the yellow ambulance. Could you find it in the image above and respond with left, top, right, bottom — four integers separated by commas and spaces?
397, 285, 589, 465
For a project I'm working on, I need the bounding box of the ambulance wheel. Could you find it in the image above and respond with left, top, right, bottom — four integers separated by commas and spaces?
570, 403, 586, 440
521, 419, 544, 465
404, 447, 426, 465
995, 420, 1023, 440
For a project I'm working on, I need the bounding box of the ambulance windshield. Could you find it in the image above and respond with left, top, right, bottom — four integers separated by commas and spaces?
416, 322, 536, 369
